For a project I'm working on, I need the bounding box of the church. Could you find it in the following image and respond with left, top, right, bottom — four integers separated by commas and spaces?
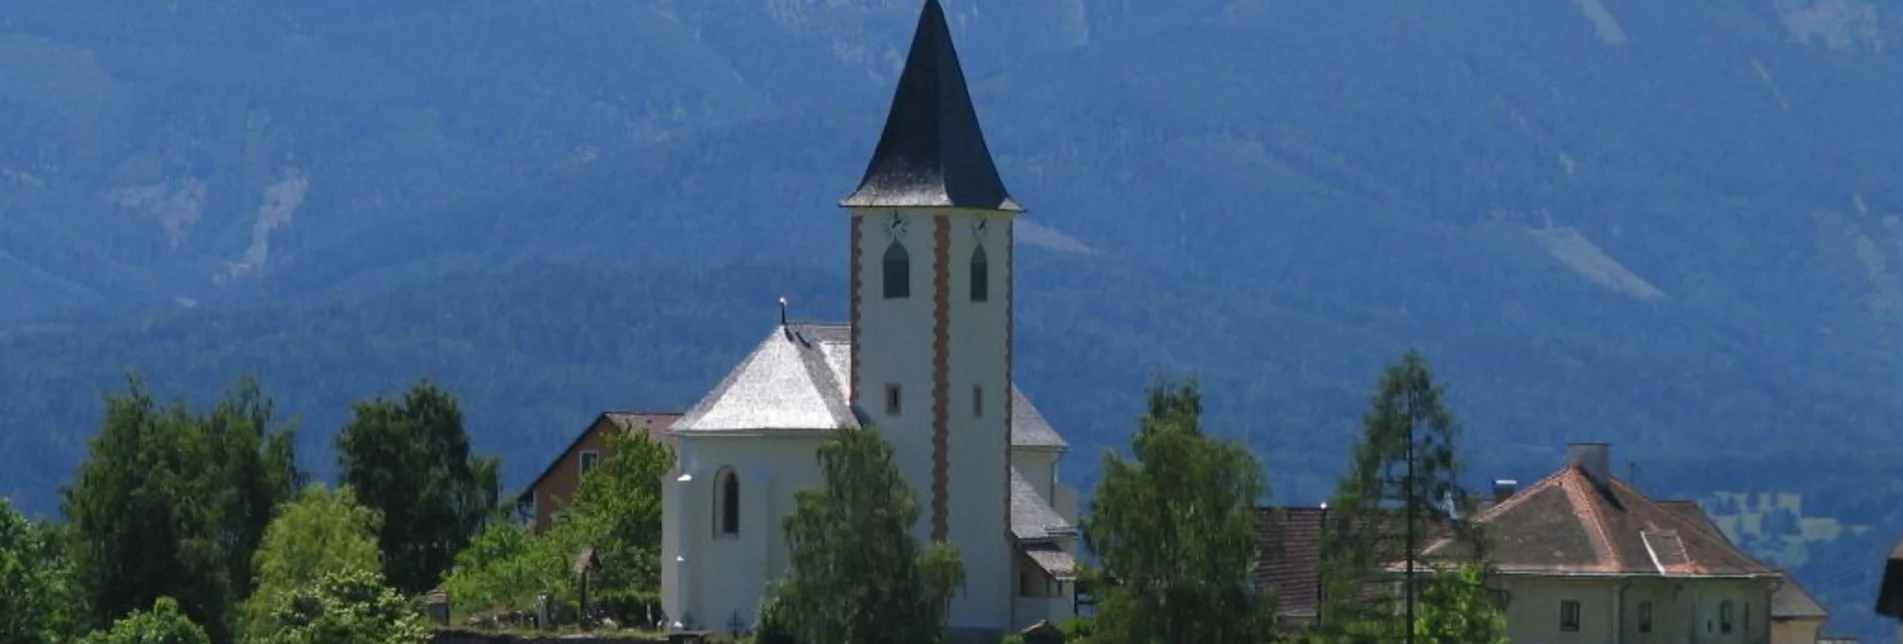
656, 0, 1081, 636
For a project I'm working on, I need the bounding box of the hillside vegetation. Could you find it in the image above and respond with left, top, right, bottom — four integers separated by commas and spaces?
7, 0, 1903, 638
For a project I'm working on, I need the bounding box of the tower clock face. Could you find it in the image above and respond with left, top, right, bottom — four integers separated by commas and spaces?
970, 218, 989, 239
884, 211, 907, 238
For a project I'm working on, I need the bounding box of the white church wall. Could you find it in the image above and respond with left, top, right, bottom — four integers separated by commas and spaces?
944, 210, 1014, 630
662, 433, 827, 632
1010, 449, 1059, 502
854, 209, 940, 547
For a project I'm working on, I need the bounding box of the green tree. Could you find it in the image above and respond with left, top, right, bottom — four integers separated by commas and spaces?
1, 497, 81, 643
238, 485, 384, 640
336, 379, 501, 595
1080, 379, 1277, 644
766, 426, 964, 643
1413, 565, 1506, 644
252, 568, 428, 644
440, 430, 672, 622
440, 518, 564, 618
541, 430, 672, 618
62, 375, 301, 642
1315, 350, 1483, 643
78, 597, 211, 644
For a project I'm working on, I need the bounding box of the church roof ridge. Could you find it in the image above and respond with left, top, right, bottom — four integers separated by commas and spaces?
840, 0, 1021, 212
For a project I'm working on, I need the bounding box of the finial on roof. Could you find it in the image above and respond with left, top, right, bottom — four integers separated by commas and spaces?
778, 296, 790, 338
839, 0, 1020, 212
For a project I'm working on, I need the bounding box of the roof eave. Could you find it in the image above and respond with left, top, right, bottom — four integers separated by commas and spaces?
666, 427, 843, 439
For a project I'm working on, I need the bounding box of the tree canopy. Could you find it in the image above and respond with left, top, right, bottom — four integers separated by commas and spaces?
238, 484, 384, 640
335, 379, 500, 595
1, 497, 79, 643
78, 597, 210, 644
766, 426, 964, 644
442, 429, 672, 623
1314, 350, 1495, 643
61, 375, 301, 643
1081, 378, 1277, 643
250, 568, 428, 644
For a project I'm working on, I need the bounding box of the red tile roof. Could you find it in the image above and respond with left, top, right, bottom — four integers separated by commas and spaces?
1422, 465, 1774, 577
1253, 507, 1325, 618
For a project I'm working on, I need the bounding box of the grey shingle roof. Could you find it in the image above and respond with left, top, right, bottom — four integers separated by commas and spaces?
1021, 542, 1077, 581
671, 322, 1065, 451
1011, 388, 1067, 449
1010, 467, 1074, 541
671, 323, 859, 433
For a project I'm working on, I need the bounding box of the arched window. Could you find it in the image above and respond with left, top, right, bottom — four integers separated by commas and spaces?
1719, 600, 1735, 634
883, 242, 910, 299
715, 468, 740, 537
970, 245, 989, 302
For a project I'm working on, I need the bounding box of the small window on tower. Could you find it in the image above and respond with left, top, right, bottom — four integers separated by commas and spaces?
885, 384, 902, 416
970, 245, 989, 302
973, 385, 984, 417
883, 242, 910, 299
579, 450, 600, 476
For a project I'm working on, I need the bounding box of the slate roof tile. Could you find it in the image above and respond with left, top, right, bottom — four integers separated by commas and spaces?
671, 322, 1064, 450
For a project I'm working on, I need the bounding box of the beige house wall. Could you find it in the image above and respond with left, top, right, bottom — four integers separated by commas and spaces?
1769, 617, 1821, 644
1494, 575, 1775, 644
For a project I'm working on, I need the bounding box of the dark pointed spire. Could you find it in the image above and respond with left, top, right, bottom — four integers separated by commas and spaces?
841, 0, 1021, 212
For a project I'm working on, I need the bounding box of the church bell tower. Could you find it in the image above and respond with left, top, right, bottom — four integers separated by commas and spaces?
841, 0, 1019, 632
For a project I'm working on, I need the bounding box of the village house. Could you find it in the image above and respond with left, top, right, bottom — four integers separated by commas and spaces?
514, 412, 680, 533
1257, 441, 1837, 644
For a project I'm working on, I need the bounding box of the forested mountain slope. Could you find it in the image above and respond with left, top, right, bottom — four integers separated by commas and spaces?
8, 0, 1903, 637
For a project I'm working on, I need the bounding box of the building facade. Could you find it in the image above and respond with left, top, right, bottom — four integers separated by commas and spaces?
1257, 442, 1835, 644
656, 0, 1079, 636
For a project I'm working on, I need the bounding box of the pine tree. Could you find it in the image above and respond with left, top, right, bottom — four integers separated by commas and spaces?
1313, 350, 1484, 643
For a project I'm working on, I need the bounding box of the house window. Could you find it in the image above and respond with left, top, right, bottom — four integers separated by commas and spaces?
970, 245, 989, 302
1743, 601, 1751, 632
883, 242, 910, 299
1559, 600, 1580, 632
580, 450, 601, 476
1719, 600, 1735, 634
885, 384, 902, 416
715, 468, 740, 537
1638, 600, 1653, 633
973, 385, 984, 417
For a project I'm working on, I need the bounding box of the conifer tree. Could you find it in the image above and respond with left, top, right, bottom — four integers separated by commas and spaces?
1313, 350, 1486, 643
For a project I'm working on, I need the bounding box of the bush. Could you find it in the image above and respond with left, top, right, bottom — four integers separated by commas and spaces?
751, 585, 801, 644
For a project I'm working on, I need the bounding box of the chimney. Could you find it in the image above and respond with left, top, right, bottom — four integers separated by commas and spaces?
1492, 479, 1518, 503
1567, 442, 1611, 483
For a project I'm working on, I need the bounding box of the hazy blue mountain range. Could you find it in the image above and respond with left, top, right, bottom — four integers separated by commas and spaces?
6, 0, 1903, 637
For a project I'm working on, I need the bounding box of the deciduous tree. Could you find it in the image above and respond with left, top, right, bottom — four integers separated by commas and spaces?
62, 374, 300, 642
441, 430, 672, 622
765, 426, 963, 644
239, 485, 384, 640
1081, 378, 1277, 643
1, 497, 80, 643
1413, 565, 1507, 644
252, 568, 428, 644
336, 380, 500, 595
78, 597, 210, 644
